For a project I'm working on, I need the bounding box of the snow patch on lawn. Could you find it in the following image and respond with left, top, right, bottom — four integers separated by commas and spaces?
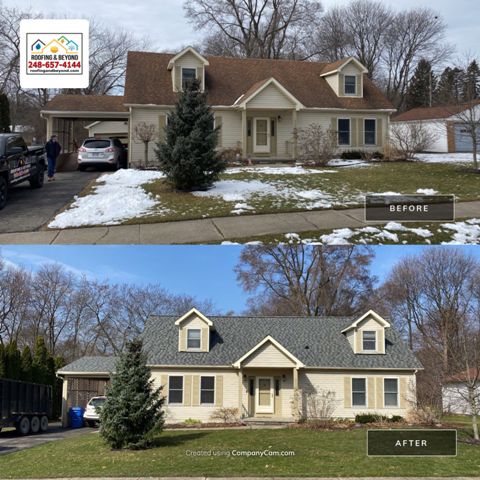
441, 219, 480, 244
415, 153, 474, 164
416, 188, 438, 195
327, 159, 371, 168
225, 166, 339, 175
49, 169, 166, 228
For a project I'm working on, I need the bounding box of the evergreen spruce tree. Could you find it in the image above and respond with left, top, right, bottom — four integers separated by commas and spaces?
100, 339, 165, 450
0, 343, 6, 378
156, 79, 226, 191
463, 59, 480, 100
0, 92, 10, 133
5, 341, 21, 379
434, 67, 464, 105
20, 346, 33, 382
405, 59, 435, 110
32, 337, 49, 384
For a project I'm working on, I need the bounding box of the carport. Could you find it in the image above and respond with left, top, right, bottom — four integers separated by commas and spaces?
40, 95, 129, 161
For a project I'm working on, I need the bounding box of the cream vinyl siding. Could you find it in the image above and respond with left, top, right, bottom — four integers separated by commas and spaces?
130, 107, 170, 166
241, 342, 296, 368
178, 314, 210, 352
246, 84, 295, 109
354, 316, 386, 354
325, 75, 339, 95
172, 51, 205, 92
153, 368, 238, 423
300, 370, 416, 418
215, 110, 242, 150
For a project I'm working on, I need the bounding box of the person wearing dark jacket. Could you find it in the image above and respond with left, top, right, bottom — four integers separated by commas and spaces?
45, 135, 62, 181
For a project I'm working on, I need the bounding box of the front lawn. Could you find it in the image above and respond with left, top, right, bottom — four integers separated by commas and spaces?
1, 427, 479, 477
49, 161, 480, 229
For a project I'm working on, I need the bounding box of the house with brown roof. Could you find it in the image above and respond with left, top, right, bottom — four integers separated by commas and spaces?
442, 368, 479, 415
392, 102, 480, 153
42, 47, 396, 165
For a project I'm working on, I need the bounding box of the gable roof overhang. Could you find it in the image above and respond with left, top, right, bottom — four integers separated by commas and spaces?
174, 307, 214, 327
232, 335, 305, 368
234, 77, 305, 111
341, 310, 391, 334
167, 46, 209, 71
320, 57, 368, 77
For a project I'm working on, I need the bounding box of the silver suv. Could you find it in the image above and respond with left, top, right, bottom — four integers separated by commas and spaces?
77, 138, 127, 171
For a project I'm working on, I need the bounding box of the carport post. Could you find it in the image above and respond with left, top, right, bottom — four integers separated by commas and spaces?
61, 376, 68, 427
45, 115, 53, 141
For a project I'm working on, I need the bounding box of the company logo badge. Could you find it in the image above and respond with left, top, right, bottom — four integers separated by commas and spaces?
20, 19, 89, 89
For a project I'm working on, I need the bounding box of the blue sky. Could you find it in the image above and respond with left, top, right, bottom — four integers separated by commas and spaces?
2, 245, 479, 314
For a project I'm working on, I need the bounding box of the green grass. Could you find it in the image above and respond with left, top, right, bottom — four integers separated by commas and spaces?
129, 162, 480, 224
0, 428, 479, 477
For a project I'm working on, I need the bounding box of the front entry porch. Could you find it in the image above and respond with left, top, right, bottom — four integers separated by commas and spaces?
240, 109, 299, 161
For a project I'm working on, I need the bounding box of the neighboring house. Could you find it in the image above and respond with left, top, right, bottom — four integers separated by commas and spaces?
84, 120, 128, 142
442, 368, 480, 414
42, 47, 395, 166
58, 309, 421, 426
392, 102, 480, 153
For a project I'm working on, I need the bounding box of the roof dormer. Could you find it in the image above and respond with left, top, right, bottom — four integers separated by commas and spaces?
342, 310, 390, 354
167, 46, 209, 93
175, 308, 213, 352
321, 57, 368, 98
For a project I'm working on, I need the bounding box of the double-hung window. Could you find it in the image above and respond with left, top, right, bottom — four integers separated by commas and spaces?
182, 68, 196, 90
200, 376, 215, 404
364, 119, 376, 145
352, 378, 366, 406
384, 378, 399, 407
344, 75, 356, 95
338, 119, 350, 145
187, 329, 201, 349
362, 331, 376, 351
168, 376, 183, 404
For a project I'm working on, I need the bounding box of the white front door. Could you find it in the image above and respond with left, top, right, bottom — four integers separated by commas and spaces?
253, 117, 271, 153
256, 377, 274, 413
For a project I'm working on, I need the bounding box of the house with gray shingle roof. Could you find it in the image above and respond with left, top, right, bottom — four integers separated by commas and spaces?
42, 46, 395, 166
59, 308, 421, 425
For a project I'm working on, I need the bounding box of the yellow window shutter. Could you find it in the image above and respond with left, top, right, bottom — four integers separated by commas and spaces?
400, 378, 408, 408
161, 375, 169, 402
376, 378, 383, 409
215, 375, 223, 406
201, 328, 209, 352
367, 378, 375, 408
196, 66, 204, 90
158, 115, 167, 144
378, 329, 385, 353
351, 118, 357, 147
184, 375, 192, 406
178, 328, 186, 351
216, 115, 223, 148
344, 376, 352, 408
192, 376, 200, 406
355, 330, 362, 352
356, 74, 362, 96
175, 66, 182, 91
330, 117, 337, 145
376, 118, 383, 146
339, 73, 345, 95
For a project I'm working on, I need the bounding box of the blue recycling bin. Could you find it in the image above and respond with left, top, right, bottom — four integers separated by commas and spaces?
68, 407, 85, 428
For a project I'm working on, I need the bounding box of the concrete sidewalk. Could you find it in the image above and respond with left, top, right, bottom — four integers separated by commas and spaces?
0, 201, 478, 245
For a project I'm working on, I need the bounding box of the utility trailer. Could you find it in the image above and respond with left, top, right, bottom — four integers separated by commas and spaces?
0, 378, 52, 435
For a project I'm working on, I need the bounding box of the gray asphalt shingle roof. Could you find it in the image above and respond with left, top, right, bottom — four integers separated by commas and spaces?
59, 315, 422, 374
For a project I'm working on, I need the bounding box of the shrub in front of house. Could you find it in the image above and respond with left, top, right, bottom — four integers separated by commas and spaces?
209, 407, 240, 423
184, 418, 202, 426
156, 79, 227, 191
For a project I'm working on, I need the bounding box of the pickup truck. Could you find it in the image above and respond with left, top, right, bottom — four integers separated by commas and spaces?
0, 133, 46, 210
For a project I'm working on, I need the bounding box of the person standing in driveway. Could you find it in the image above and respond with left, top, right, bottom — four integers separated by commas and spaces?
45, 135, 61, 181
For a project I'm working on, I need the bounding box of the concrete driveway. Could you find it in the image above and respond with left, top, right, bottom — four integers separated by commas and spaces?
0, 171, 99, 234
0, 422, 95, 455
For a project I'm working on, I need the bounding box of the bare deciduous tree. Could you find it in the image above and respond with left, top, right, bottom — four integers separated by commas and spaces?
184, 0, 324, 59
235, 245, 375, 316
133, 122, 157, 168
390, 122, 438, 160
297, 123, 337, 166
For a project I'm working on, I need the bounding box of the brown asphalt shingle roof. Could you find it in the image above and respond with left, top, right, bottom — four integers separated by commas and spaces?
43, 94, 127, 112
124, 51, 394, 110
392, 101, 480, 122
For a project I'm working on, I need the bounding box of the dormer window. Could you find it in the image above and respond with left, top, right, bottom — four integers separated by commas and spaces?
344, 75, 356, 95
182, 68, 196, 90
362, 331, 376, 351
187, 329, 201, 349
